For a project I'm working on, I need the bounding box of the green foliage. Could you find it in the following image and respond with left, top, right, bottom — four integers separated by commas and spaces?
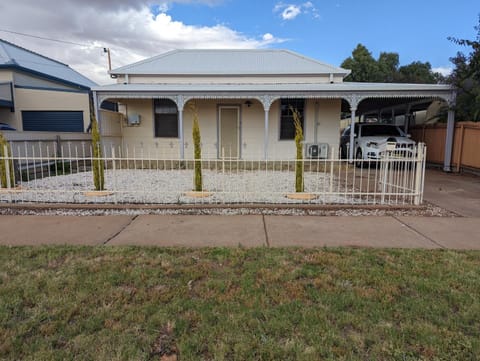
397, 61, 439, 83
377, 52, 400, 82
342, 43, 443, 84
341, 44, 380, 82
0, 132, 14, 188
448, 16, 480, 121
90, 100, 104, 191
290, 106, 304, 192
50, 161, 71, 175
189, 101, 202, 191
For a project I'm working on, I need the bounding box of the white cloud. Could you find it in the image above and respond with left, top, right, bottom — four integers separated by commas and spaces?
0, 1, 283, 85
282, 5, 301, 20
263, 33, 274, 41
432, 67, 453, 77
274, 1, 320, 21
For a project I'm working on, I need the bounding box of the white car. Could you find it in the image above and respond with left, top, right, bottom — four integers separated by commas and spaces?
340, 123, 416, 166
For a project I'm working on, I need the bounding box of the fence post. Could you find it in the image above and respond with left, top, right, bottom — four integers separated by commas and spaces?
456, 124, 465, 173
381, 152, 388, 205
112, 146, 117, 204
329, 147, 335, 194
4, 145, 12, 190
414, 143, 425, 205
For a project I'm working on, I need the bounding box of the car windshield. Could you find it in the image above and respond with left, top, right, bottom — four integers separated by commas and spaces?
360, 125, 403, 137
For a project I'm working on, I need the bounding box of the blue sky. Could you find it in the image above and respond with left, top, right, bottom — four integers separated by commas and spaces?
0, 0, 477, 83
162, 0, 478, 72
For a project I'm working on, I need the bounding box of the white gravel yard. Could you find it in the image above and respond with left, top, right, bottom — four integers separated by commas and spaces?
1, 169, 377, 205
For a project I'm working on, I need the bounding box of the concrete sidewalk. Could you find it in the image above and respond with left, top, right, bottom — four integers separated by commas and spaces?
0, 214, 479, 250
0, 168, 478, 250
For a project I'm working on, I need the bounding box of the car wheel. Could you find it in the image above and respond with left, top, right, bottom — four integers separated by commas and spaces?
355, 148, 363, 168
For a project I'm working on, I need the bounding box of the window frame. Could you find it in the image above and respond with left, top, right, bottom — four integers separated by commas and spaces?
278, 98, 305, 141
153, 99, 179, 138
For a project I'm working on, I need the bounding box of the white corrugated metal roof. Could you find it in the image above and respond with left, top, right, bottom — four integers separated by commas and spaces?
110, 49, 350, 76
0, 39, 97, 88
93, 82, 453, 93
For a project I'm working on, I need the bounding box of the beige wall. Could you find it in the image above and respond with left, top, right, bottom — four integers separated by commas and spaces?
0, 70, 13, 82
113, 98, 341, 160
9, 88, 90, 131
0, 71, 14, 124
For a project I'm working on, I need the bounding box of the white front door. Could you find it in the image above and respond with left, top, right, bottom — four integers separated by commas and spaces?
218, 106, 240, 158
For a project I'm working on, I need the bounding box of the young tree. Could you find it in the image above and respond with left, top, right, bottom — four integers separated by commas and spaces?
448, 16, 480, 121
290, 106, 304, 193
189, 101, 202, 191
90, 98, 105, 191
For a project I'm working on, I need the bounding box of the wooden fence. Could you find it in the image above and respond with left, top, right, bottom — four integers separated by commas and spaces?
410, 122, 480, 171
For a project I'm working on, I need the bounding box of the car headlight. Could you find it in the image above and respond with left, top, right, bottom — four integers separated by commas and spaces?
366, 141, 378, 148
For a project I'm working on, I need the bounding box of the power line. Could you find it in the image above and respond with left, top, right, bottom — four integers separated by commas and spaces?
0, 28, 105, 49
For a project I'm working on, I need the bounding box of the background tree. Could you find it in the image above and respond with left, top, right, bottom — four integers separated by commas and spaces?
397, 61, 439, 84
377, 52, 399, 82
342, 43, 443, 84
341, 44, 379, 82
447, 16, 480, 121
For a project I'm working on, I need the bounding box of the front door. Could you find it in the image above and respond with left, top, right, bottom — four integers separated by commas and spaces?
218, 106, 240, 158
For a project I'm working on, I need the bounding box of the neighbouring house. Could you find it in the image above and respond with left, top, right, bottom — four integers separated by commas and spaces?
93, 49, 456, 168
0, 38, 96, 133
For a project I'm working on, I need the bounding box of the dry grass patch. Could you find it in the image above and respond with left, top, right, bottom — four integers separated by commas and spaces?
0, 247, 479, 360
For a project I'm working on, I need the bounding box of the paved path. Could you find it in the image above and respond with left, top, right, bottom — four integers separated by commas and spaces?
0, 168, 478, 249
0, 214, 479, 249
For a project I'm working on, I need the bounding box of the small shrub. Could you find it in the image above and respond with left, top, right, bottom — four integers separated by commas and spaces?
50, 161, 71, 175
0, 132, 15, 188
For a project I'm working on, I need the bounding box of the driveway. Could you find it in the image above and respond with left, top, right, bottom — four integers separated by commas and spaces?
423, 169, 480, 217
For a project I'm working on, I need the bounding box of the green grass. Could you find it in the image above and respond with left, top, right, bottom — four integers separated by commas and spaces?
0, 247, 479, 360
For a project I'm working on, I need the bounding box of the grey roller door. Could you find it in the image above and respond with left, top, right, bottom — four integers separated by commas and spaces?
22, 111, 84, 132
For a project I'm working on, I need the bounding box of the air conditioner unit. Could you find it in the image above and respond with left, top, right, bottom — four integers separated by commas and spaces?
127, 113, 141, 126
305, 143, 329, 159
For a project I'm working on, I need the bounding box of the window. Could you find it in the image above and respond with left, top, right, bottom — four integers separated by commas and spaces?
279, 99, 305, 140
22, 111, 84, 132
154, 99, 178, 137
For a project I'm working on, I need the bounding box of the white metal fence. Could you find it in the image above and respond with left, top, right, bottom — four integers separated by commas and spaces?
0, 143, 426, 205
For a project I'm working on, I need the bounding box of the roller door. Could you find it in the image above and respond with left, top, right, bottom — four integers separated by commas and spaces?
22, 111, 84, 132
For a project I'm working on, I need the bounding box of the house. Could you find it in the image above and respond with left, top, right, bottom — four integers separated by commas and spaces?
92, 49, 456, 168
0, 39, 96, 133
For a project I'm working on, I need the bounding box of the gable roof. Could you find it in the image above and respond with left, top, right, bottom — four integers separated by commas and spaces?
110, 49, 350, 77
0, 39, 97, 89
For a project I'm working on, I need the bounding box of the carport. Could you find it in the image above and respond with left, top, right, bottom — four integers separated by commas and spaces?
338, 83, 456, 171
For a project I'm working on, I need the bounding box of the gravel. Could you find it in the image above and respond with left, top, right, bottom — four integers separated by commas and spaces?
3, 169, 412, 205
0, 169, 457, 217
0, 202, 457, 217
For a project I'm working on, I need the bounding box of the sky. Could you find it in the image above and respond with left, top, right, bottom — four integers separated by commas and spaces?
0, 0, 478, 85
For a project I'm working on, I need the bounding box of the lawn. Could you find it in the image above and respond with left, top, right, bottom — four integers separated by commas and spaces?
0, 247, 479, 360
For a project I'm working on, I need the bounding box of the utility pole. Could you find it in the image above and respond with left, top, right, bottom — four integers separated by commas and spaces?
103, 48, 111, 71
